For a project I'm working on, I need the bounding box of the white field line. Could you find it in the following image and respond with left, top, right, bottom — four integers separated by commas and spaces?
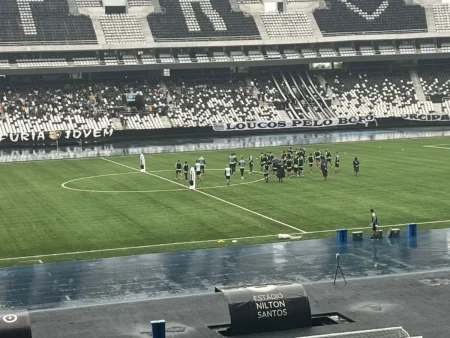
100, 157, 306, 233
423, 144, 450, 150
61, 170, 264, 193
0, 233, 283, 262
0, 219, 449, 262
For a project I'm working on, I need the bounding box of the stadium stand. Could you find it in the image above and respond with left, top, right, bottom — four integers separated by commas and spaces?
73, 57, 100, 66
128, 0, 152, 5
100, 14, 146, 44
248, 50, 264, 61
0, 60, 11, 68
359, 45, 375, 55
339, 47, 357, 56
167, 79, 281, 127
433, 4, 450, 33
420, 43, 436, 54
419, 71, 450, 98
76, 0, 101, 7
313, 0, 427, 35
324, 72, 434, 117
442, 42, 450, 52
140, 53, 157, 64
1, 71, 446, 133
0, 0, 97, 44
213, 52, 229, 62
147, 0, 260, 40
378, 45, 396, 55
266, 49, 281, 59
283, 49, 301, 59
0, 111, 112, 136
399, 44, 416, 54
301, 48, 317, 58
17, 58, 68, 67
260, 11, 313, 39
196, 53, 210, 62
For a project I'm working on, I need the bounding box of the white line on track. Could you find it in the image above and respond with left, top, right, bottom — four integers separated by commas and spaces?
0, 234, 282, 262
100, 157, 306, 233
1, 219, 449, 262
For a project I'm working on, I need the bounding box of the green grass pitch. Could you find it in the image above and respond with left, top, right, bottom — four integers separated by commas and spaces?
0, 137, 449, 266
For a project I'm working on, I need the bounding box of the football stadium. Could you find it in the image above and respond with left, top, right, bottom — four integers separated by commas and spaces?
1, 0, 450, 337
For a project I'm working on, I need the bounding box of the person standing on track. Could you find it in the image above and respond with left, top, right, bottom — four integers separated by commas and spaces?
370, 209, 379, 239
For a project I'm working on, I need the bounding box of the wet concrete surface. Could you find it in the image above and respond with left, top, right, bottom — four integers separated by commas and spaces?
0, 228, 449, 311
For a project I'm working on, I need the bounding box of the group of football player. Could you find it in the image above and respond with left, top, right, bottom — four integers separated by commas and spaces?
255, 147, 342, 182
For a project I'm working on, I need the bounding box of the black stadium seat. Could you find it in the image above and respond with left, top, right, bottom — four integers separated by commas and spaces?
313, 0, 427, 35
0, 0, 96, 44
148, 0, 260, 40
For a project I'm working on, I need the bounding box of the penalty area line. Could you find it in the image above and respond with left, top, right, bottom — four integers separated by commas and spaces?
100, 157, 306, 234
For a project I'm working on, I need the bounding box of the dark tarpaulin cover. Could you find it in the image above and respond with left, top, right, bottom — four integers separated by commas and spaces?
217, 284, 311, 335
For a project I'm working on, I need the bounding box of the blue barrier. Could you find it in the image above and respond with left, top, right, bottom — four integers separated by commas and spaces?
406, 223, 417, 237
337, 229, 348, 243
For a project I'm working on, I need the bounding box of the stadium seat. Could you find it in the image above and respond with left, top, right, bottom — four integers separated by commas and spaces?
261, 11, 313, 39
0, 0, 97, 44
313, 0, 427, 35
324, 72, 433, 118
147, 0, 261, 40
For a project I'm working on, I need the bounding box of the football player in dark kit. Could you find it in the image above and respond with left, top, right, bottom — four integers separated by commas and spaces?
334, 152, 340, 174
286, 158, 293, 178
259, 152, 265, 171
299, 154, 305, 176
263, 162, 270, 183
175, 160, 183, 179
326, 150, 332, 167
321, 160, 328, 181
293, 156, 299, 177
314, 149, 321, 169
183, 161, 189, 180
353, 157, 360, 176
248, 155, 254, 173
307, 153, 314, 173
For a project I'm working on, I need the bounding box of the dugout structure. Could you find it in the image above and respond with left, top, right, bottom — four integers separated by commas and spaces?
0, 312, 32, 338
216, 284, 311, 335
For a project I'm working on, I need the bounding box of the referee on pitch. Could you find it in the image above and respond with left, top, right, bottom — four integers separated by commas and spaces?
370, 209, 379, 239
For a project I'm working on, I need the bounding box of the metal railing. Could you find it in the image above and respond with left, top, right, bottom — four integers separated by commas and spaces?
153, 35, 262, 42
0, 40, 98, 46
322, 29, 427, 37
